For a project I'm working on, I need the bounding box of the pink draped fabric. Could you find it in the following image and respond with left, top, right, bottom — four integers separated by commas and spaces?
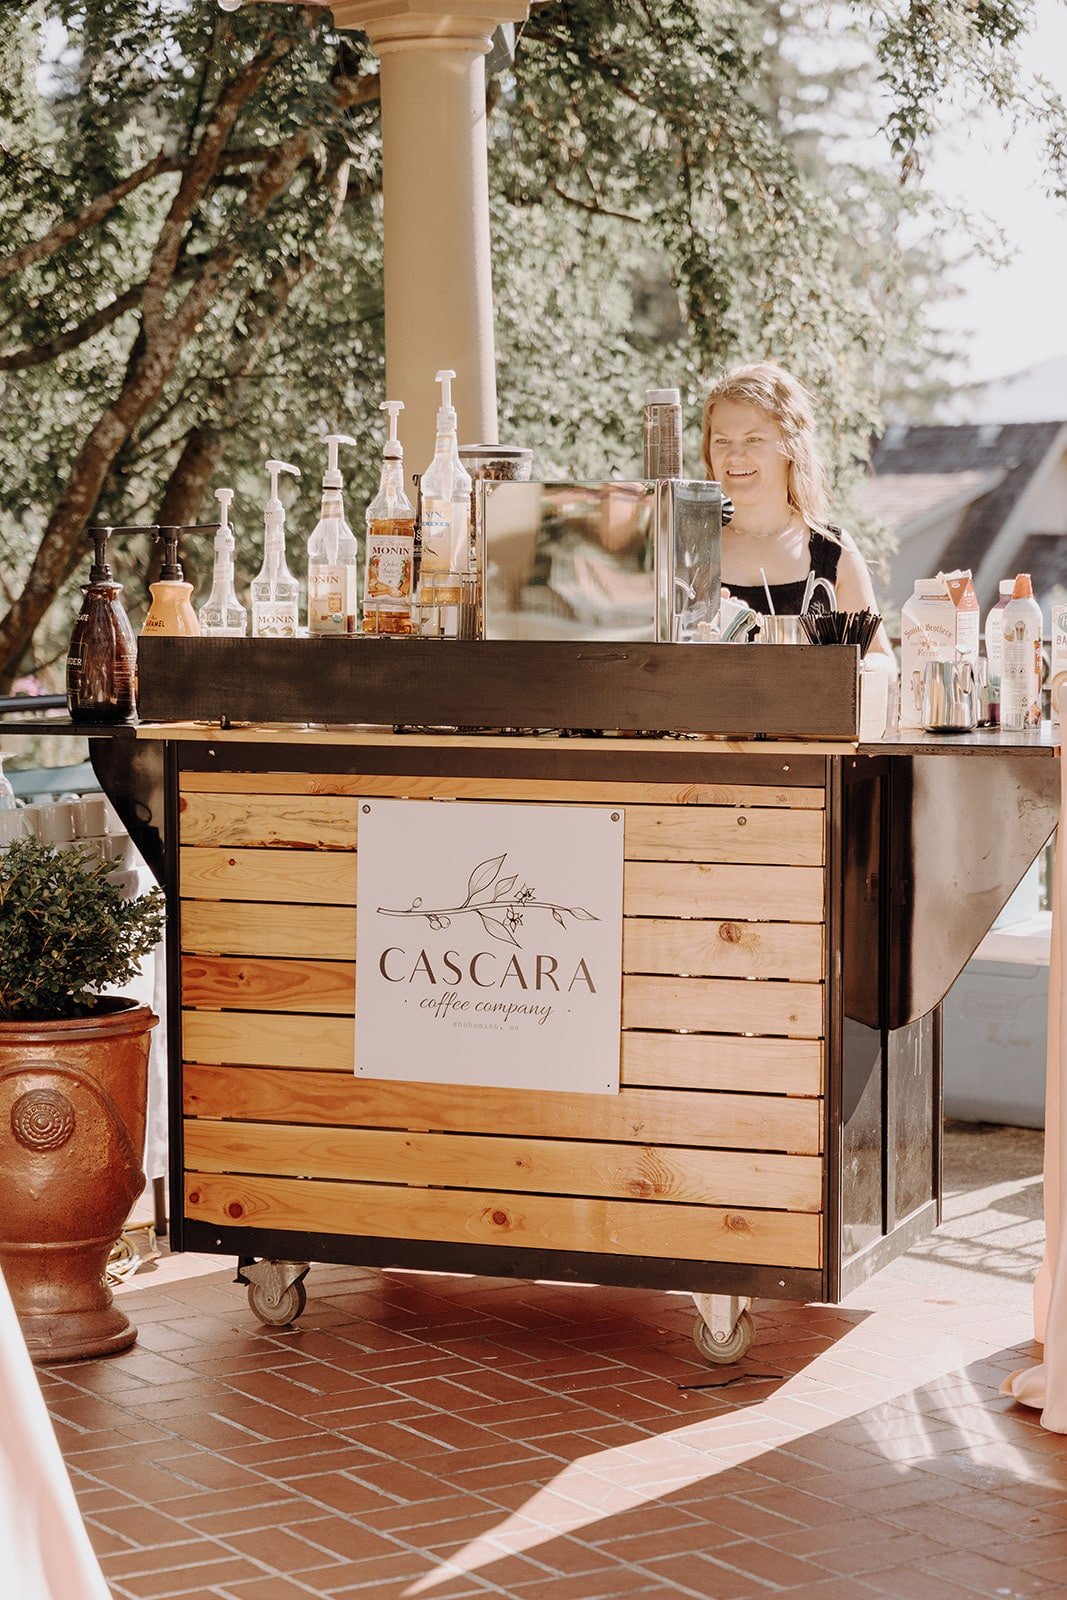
0, 1266, 112, 1600
1002, 728, 1065, 1428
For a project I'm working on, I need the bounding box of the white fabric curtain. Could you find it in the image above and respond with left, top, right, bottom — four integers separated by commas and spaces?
1003, 726, 1064, 1427
0, 1266, 111, 1600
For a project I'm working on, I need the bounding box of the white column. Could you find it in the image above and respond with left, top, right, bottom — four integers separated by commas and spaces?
378, 40, 495, 469
329, 3, 529, 470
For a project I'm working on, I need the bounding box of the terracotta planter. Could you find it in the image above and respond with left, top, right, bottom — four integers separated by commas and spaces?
0, 1000, 157, 1363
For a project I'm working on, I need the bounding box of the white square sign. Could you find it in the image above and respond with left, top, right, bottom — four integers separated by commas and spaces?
355, 800, 623, 1094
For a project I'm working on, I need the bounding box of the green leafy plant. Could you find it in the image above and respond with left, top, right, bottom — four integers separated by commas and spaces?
0, 837, 165, 1021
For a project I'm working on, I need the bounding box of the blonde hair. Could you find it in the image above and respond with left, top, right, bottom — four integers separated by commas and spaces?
701, 361, 833, 536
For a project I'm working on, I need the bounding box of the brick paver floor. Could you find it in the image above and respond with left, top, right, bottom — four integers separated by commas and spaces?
36, 1129, 1065, 1600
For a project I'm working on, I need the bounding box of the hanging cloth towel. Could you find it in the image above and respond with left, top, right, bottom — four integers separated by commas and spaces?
0, 1265, 111, 1600
1002, 704, 1065, 1427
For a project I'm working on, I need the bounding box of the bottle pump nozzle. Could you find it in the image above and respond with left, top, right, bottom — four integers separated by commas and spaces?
214, 487, 235, 539
434, 369, 457, 434
322, 434, 356, 490
87, 526, 116, 582
265, 459, 300, 513
153, 523, 220, 580
381, 401, 405, 459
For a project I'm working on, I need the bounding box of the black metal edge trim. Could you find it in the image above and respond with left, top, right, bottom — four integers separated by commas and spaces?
932, 1004, 944, 1228
837, 1198, 939, 1300
163, 741, 185, 1254
823, 756, 844, 1304
180, 1220, 822, 1302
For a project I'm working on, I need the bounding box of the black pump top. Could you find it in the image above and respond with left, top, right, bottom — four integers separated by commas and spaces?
86, 526, 116, 583
153, 523, 220, 581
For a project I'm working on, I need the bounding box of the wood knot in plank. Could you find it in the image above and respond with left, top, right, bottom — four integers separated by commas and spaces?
723, 1213, 752, 1235
718, 922, 743, 944
226, 1201, 244, 1219
486, 1208, 512, 1230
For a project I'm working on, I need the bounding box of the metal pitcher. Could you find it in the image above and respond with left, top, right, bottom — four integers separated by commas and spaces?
921, 658, 979, 732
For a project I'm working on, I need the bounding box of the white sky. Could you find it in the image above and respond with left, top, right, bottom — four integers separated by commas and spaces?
924, 0, 1067, 383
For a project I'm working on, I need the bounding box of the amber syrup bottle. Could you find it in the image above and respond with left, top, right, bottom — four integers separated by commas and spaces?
67, 526, 139, 724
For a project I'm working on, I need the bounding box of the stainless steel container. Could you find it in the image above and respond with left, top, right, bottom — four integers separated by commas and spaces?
478, 478, 723, 643
921, 658, 979, 732
754, 615, 806, 644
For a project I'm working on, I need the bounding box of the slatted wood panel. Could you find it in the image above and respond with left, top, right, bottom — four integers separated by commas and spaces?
179, 771, 826, 810
184, 1121, 823, 1211
181, 1010, 823, 1095
179, 791, 824, 868
182, 1065, 822, 1154
178, 766, 828, 1273
183, 1173, 821, 1268
180, 900, 824, 981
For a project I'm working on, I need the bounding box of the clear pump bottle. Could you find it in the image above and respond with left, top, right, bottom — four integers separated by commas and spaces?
198, 488, 248, 636
67, 525, 138, 723
417, 369, 472, 614
251, 460, 301, 637
984, 579, 1014, 723
142, 526, 206, 636
364, 401, 416, 635
307, 434, 359, 636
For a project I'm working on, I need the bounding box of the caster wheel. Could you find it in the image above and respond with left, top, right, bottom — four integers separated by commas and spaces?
693, 1308, 754, 1365
248, 1278, 307, 1327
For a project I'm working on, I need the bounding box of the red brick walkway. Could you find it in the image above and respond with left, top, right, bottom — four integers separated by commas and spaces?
36, 1251, 1067, 1600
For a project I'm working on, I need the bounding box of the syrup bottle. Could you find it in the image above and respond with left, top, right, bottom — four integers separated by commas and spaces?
66, 525, 139, 724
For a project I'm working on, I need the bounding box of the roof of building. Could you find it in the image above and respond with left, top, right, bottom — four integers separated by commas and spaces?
1011, 533, 1067, 600
869, 421, 1065, 576
855, 470, 999, 534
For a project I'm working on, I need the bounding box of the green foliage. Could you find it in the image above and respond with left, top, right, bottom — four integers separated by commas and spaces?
0, 837, 165, 1020
0, 0, 1064, 669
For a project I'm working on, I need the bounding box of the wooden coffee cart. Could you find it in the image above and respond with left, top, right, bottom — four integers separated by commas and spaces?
96, 638, 1058, 1362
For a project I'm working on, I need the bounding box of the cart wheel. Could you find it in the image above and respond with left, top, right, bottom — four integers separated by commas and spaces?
247, 1278, 307, 1327
693, 1308, 754, 1365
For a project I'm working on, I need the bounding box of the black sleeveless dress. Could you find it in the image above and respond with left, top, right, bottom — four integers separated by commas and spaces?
726, 528, 843, 615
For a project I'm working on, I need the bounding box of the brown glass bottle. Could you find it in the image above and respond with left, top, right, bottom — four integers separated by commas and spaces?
67, 528, 138, 724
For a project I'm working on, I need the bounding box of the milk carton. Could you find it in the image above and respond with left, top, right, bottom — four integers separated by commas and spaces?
1051, 597, 1067, 731
899, 570, 980, 729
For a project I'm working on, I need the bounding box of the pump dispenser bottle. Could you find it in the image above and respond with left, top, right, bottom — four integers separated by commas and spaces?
67, 526, 138, 723
143, 526, 210, 636
251, 459, 301, 636
417, 369, 472, 616
199, 488, 248, 636
307, 433, 359, 635
364, 401, 416, 635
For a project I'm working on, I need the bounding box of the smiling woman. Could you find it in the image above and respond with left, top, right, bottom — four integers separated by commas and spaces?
702, 362, 895, 670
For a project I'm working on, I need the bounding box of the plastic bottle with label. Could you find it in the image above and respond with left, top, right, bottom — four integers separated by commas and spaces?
251, 460, 301, 637
364, 401, 416, 635
142, 527, 202, 636
417, 369, 472, 620
198, 488, 248, 636
983, 579, 1014, 725
307, 434, 359, 636
67, 525, 138, 723
643, 387, 683, 478
999, 573, 1044, 731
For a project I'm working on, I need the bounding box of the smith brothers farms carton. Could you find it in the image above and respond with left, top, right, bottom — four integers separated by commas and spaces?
899, 570, 980, 730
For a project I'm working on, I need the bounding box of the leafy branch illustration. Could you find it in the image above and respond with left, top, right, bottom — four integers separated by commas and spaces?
377, 852, 598, 947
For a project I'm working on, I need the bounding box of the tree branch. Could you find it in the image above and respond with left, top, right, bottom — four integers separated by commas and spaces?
0, 151, 172, 283
0, 145, 290, 284
141, 32, 300, 326
0, 284, 144, 371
